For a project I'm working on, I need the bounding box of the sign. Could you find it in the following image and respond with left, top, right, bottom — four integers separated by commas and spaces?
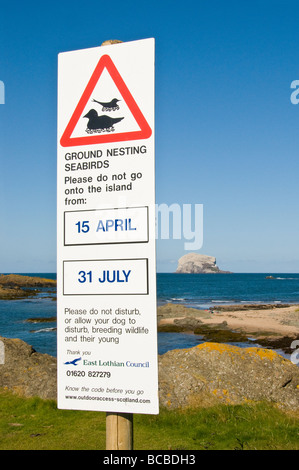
57, 38, 158, 414
60, 54, 152, 146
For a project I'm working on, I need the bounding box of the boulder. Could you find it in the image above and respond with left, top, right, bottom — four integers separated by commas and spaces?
0, 336, 57, 399
159, 342, 299, 410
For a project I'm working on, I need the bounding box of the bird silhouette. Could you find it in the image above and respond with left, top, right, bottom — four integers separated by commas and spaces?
64, 357, 81, 366
83, 109, 124, 133
92, 98, 120, 111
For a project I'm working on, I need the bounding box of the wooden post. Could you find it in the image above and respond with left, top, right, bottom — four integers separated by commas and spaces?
106, 412, 133, 450
101, 40, 134, 452
101, 39, 123, 46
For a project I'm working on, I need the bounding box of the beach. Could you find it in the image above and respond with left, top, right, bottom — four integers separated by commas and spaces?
205, 304, 299, 337
158, 303, 299, 335
157, 303, 299, 353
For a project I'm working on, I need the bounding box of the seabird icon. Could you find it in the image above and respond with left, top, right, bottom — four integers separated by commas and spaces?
64, 357, 82, 366
83, 109, 124, 134
92, 98, 120, 111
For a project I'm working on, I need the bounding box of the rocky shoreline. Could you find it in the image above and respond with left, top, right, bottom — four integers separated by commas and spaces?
157, 302, 299, 354
1, 274, 298, 354
0, 274, 56, 300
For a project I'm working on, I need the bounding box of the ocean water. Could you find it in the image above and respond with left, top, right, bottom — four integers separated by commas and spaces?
0, 274, 57, 356
0, 272, 298, 358
157, 273, 299, 308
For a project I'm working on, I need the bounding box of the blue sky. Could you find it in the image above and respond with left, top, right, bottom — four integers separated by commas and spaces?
0, 0, 298, 273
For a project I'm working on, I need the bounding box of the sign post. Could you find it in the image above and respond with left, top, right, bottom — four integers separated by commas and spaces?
57, 38, 158, 450
106, 412, 133, 450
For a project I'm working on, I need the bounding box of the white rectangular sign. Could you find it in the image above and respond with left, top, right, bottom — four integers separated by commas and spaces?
64, 206, 149, 245
57, 38, 158, 414
63, 259, 148, 295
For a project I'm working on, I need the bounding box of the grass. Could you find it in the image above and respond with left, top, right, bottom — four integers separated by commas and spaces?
0, 389, 299, 450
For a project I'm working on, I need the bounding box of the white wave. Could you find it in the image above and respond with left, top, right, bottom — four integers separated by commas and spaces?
276, 277, 299, 280
32, 327, 56, 334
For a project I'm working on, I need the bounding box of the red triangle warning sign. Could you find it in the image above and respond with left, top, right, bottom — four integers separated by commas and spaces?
60, 54, 152, 147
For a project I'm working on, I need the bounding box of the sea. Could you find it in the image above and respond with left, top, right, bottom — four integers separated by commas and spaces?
1, 272, 299, 359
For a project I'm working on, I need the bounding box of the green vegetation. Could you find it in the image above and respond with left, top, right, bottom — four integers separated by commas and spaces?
0, 390, 299, 450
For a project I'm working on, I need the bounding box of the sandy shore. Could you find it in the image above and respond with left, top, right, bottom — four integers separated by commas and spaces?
202, 305, 299, 337
157, 303, 299, 351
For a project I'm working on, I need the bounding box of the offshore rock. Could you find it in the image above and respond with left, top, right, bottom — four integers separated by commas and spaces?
176, 253, 230, 273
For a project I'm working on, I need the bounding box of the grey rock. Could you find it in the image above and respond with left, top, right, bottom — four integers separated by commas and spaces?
0, 336, 57, 399
159, 342, 299, 410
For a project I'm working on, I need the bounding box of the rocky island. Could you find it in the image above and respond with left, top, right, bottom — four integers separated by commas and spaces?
176, 253, 230, 274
